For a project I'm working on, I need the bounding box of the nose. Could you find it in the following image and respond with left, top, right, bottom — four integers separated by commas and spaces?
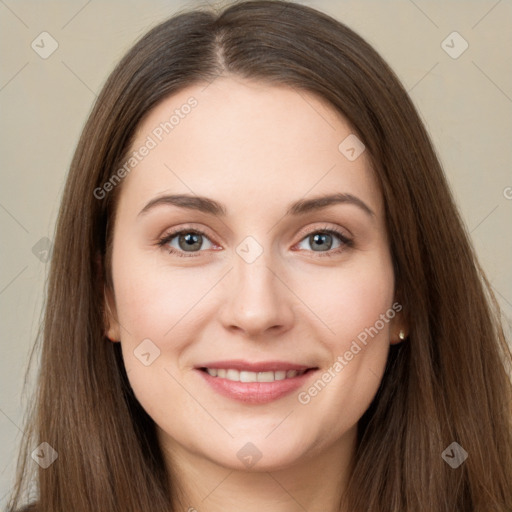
218, 251, 295, 339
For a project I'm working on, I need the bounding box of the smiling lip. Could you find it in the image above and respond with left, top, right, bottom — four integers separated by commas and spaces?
196, 359, 313, 372
195, 359, 318, 404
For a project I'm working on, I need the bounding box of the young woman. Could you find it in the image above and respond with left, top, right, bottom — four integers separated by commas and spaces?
8, 1, 512, 511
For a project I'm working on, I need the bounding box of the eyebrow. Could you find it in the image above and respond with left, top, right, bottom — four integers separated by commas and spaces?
138, 192, 375, 218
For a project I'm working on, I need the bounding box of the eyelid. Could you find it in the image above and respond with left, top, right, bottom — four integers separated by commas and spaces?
293, 223, 352, 244
157, 223, 218, 243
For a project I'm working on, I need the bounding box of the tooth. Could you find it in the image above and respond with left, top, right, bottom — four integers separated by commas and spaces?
225, 369, 240, 381
257, 371, 275, 382
240, 371, 258, 382
206, 368, 307, 381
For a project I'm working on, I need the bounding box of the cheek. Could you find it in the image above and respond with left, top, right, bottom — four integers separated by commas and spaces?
111, 248, 212, 341
111, 257, 202, 420
296, 256, 395, 349
293, 256, 395, 427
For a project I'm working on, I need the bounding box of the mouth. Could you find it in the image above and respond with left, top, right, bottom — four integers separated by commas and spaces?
195, 360, 319, 404
198, 367, 315, 382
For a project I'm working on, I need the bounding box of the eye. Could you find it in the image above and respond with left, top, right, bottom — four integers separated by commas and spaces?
157, 224, 353, 258
294, 225, 353, 257
157, 228, 216, 258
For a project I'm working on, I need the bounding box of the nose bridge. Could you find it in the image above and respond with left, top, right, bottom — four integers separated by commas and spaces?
218, 233, 293, 336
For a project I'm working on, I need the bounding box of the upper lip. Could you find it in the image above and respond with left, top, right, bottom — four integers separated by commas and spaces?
196, 359, 317, 372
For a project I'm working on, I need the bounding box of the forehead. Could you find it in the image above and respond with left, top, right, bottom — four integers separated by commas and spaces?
117, 77, 382, 219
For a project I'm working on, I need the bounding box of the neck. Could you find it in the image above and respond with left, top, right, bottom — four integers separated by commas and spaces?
160, 427, 357, 512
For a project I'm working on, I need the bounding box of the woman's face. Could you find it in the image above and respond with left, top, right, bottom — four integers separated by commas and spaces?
105, 76, 405, 472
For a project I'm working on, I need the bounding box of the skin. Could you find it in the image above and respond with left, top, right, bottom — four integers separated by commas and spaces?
105, 76, 407, 512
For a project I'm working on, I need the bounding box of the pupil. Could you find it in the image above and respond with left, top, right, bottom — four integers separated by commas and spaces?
180, 233, 201, 251
312, 233, 331, 250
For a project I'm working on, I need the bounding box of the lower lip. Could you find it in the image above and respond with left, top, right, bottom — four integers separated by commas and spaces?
196, 368, 317, 404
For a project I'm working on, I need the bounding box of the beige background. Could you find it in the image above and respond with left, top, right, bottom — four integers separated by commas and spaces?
1, 0, 511, 505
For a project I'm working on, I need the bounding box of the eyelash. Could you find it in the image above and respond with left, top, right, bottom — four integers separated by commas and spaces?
157, 224, 354, 259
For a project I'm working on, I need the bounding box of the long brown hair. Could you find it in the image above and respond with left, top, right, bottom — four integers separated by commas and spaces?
8, 1, 512, 511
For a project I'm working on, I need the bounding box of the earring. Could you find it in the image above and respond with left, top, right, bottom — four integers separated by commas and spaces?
398, 330, 406, 340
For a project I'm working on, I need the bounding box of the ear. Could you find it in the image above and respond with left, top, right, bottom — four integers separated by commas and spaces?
390, 326, 408, 345
95, 250, 121, 343
104, 285, 121, 342
388, 300, 408, 345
